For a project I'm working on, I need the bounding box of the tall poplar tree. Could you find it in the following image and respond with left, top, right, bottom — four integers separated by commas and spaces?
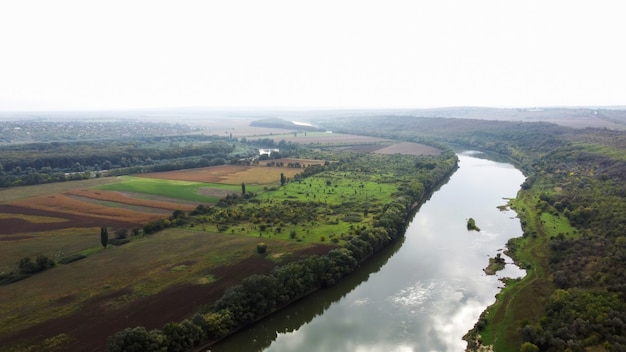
101, 226, 109, 248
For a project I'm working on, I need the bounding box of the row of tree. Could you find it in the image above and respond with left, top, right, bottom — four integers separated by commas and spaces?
106, 195, 419, 351
0, 136, 256, 188
106, 148, 458, 351
331, 115, 626, 351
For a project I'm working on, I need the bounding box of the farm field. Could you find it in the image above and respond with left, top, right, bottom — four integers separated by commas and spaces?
373, 141, 441, 156
0, 228, 332, 352
332, 141, 442, 156
138, 163, 312, 185
0, 160, 341, 351
96, 176, 244, 203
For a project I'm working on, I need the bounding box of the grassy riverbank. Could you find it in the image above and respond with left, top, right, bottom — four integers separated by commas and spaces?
468, 170, 600, 350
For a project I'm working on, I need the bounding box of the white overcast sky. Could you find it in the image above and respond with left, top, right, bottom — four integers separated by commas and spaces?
1, 0, 624, 110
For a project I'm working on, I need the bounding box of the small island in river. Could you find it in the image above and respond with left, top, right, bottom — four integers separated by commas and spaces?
467, 217, 481, 231
483, 253, 506, 275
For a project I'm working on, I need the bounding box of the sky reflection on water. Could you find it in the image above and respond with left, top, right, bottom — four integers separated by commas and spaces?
211, 152, 526, 352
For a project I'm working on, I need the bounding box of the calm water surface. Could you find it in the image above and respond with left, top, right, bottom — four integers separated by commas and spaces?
210, 151, 526, 352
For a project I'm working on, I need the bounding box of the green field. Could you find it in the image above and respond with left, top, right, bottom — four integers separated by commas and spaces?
185, 171, 398, 245
97, 176, 246, 203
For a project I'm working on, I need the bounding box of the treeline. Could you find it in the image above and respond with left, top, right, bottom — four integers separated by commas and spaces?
0, 136, 257, 188
106, 149, 458, 351
105, 198, 429, 352
321, 115, 626, 351
0, 255, 56, 285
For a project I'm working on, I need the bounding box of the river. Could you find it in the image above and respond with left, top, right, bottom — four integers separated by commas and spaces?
209, 151, 526, 352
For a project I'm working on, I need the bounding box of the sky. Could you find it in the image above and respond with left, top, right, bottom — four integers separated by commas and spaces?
1, 0, 625, 111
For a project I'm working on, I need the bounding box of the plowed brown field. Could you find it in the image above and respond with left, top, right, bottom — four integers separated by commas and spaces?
11, 194, 163, 225
0, 204, 139, 237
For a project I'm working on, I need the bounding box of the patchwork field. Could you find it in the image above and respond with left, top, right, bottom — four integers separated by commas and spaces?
0, 159, 337, 351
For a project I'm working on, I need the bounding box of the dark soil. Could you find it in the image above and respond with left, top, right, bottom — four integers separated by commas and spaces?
0, 205, 139, 236
0, 244, 334, 352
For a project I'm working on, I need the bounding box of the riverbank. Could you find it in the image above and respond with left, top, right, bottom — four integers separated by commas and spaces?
464, 181, 554, 351
210, 152, 525, 352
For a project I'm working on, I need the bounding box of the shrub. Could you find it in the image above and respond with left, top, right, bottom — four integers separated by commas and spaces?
106, 326, 166, 352
342, 215, 362, 223
59, 254, 87, 264
109, 238, 131, 246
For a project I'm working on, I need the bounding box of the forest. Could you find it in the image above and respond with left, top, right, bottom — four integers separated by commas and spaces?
0, 134, 260, 187
318, 115, 626, 351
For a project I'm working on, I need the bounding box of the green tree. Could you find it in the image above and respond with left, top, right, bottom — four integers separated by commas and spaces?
101, 226, 109, 248
519, 342, 540, 352
106, 326, 166, 352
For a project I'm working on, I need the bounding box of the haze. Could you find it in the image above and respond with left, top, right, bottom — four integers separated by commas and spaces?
1, 0, 624, 111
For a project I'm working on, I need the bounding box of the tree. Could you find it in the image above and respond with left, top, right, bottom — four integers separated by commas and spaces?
241, 182, 246, 195
106, 326, 166, 352
115, 228, 128, 239
520, 342, 540, 352
101, 226, 109, 248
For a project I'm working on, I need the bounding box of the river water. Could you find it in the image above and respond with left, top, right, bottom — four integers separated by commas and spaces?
210, 151, 526, 352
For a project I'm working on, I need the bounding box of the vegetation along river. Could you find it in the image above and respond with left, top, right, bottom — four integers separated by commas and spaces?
210, 151, 527, 352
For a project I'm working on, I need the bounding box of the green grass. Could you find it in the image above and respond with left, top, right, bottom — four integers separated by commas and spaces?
97, 176, 242, 202
571, 141, 626, 161
476, 180, 556, 351
258, 171, 397, 206
540, 212, 577, 239
211, 171, 398, 244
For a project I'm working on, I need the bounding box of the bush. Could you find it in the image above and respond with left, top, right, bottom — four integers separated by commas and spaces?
0, 272, 31, 285
106, 326, 166, 352
109, 238, 131, 246
59, 254, 87, 264
18, 255, 55, 274
342, 215, 363, 223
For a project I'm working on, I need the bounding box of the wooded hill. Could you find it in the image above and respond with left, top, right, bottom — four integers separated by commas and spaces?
319, 115, 626, 351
